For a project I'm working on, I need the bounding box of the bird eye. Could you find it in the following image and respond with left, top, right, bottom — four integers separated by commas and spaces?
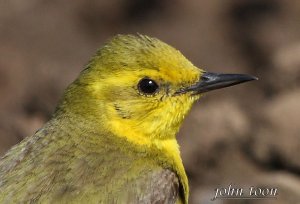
138, 78, 159, 95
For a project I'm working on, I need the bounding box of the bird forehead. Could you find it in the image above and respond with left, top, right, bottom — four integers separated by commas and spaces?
155, 63, 200, 84
124, 53, 201, 84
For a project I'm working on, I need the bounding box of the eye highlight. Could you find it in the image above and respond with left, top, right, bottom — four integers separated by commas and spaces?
138, 78, 159, 95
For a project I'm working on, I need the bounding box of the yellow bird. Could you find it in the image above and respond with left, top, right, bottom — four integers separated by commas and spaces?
0, 34, 256, 204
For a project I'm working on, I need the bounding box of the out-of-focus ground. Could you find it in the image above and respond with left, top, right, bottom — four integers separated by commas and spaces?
1, 0, 300, 203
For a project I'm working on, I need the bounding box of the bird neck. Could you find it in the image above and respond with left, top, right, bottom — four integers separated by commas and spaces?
49, 111, 189, 204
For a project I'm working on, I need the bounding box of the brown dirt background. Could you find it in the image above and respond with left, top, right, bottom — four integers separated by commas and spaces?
1, 0, 300, 203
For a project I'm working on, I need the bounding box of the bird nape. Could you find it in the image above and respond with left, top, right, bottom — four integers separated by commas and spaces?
0, 34, 256, 204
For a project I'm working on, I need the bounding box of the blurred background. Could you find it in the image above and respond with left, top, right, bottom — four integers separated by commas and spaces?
0, 0, 300, 203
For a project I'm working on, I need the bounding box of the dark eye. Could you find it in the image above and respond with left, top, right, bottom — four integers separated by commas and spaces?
138, 78, 159, 95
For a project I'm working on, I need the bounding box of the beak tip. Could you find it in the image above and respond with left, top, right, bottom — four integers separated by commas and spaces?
248, 75, 258, 81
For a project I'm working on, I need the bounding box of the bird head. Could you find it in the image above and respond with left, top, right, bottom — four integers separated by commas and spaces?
57, 34, 256, 144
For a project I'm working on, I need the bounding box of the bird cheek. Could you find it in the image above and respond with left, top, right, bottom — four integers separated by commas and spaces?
113, 104, 132, 119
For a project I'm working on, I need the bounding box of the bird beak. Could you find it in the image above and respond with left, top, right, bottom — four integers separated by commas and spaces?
175, 72, 258, 95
